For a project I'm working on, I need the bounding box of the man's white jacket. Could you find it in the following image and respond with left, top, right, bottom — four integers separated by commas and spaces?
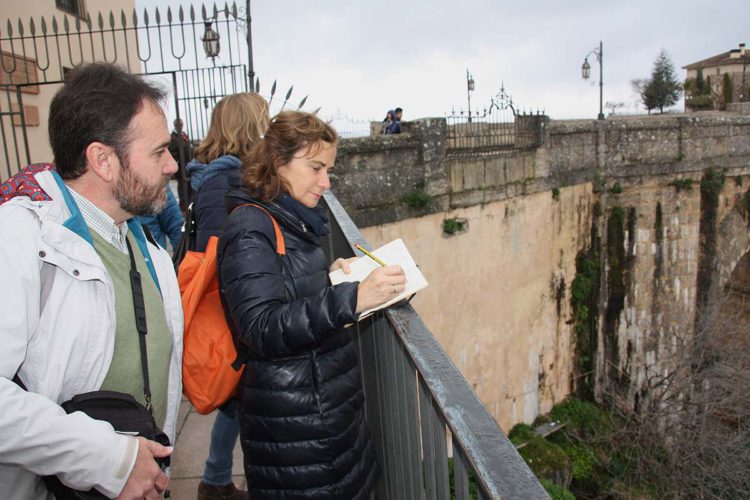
0, 169, 184, 499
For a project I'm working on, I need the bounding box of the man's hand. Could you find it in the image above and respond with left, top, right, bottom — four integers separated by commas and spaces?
116, 437, 172, 500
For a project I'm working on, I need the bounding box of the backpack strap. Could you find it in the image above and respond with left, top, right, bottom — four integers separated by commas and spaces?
233, 203, 285, 255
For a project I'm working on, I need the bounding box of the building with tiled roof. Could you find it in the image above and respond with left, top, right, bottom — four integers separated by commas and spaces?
682, 43, 749, 111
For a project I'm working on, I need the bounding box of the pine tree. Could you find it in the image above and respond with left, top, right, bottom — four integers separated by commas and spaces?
695, 68, 707, 95
640, 49, 683, 113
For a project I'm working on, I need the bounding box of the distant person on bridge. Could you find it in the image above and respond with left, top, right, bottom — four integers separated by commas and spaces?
218, 111, 406, 498
186, 91, 269, 500
381, 109, 394, 134
384, 107, 403, 134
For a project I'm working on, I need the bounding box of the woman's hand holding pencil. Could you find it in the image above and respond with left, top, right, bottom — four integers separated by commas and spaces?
355, 264, 406, 313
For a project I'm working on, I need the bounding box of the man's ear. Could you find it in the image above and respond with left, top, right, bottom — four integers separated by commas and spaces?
84, 142, 117, 183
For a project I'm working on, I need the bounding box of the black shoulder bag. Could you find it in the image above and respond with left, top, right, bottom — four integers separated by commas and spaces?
172, 202, 195, 272
14, 237, 171, 499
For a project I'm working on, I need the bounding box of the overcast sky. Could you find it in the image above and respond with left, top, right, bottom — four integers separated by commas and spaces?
141, 0, 748, 123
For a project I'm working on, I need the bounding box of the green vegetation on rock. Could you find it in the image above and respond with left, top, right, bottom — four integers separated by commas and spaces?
402, 189, 431, 208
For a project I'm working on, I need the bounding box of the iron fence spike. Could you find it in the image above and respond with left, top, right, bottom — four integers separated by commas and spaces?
298, 95, 308, 109
7, 19, 13, 37
231, 3, 238, 18
63, 15, 69, 33
132, 9, 138, 27
97, 12, 103, 30
190, 5, 196, 22
120, 10, 126, 28
311, 107, 321, 116
213, 4, 219, 19
167, 7, 172, 23
29, 17, 35, 36
285, 85, 294, 101
143, 8, 149, 26
18, 18, 24, 36
255, 77, 260, 93
223, 3, 230, 19
41, 17, 47, 34
178, 6, 184, 23
201, 5, 207, 21
109, 11, 115, 29
155, 7, 161, 25
51, 16, 58, 34
271, 80, 277, 97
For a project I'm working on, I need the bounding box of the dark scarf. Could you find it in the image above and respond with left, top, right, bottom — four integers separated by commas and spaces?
275, 193, 330, 236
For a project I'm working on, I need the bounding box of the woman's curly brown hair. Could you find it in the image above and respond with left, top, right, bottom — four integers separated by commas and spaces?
242, 111, 338, 201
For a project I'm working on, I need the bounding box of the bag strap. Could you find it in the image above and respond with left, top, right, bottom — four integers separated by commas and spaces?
124, 236, 154, 417
233, 203, 285, 255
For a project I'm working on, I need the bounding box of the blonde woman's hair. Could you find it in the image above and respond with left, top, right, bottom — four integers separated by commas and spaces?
193, 92, 270, 163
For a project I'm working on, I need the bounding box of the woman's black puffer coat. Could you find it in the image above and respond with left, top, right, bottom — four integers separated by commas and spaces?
217, 189, 378, 499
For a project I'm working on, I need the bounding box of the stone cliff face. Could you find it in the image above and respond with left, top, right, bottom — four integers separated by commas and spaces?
333, 113, 750, 429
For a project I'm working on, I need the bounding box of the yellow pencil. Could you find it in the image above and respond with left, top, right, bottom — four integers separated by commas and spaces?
354, 243, 387, 267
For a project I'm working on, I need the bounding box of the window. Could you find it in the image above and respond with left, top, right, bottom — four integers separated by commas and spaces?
55, 0, 84, 18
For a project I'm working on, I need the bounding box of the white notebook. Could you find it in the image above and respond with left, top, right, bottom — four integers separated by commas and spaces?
329, 238, 429, 319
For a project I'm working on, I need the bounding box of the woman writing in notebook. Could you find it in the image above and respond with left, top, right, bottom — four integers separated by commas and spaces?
217, 111, 405, 499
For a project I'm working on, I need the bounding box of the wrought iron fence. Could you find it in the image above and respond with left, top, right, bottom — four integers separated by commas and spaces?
0, 3, 250, 82
321, 191, 550, 500
322, 111, 374, 138
0, 3, 313, 180
446, 85, 544, 155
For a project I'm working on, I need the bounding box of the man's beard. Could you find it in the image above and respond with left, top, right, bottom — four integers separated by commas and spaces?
113, 158, 168, 216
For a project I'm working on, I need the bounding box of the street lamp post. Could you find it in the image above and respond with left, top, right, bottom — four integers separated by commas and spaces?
581, 41, 605, 120
245, 0, 255, 91
467, 69, 475, 123
202, 4, 255, 90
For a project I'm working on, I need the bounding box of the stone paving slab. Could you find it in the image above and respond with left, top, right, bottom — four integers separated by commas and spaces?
169, 401, 245, 499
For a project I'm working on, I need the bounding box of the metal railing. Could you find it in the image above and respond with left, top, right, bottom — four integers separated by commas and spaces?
322, 191, 549, 500
446, 85, 544, 156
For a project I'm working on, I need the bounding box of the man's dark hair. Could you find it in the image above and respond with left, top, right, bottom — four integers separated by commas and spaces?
395, 107, 403, 114
48, 63, 166, 180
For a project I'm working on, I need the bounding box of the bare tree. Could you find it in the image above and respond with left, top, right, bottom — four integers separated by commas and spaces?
603, 268, 750, 498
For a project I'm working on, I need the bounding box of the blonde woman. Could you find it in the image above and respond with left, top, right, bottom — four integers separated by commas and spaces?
185, 92, 269, 500
187, 92, 270, 251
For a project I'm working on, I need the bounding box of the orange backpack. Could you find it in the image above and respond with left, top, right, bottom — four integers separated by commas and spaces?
178, 204, 285, 415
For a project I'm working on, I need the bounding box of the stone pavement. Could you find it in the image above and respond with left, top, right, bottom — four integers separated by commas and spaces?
168, 397, 246, 499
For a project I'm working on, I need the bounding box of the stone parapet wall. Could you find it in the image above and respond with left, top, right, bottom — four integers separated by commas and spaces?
332, 114, 750, 228
727, 102, 750, 114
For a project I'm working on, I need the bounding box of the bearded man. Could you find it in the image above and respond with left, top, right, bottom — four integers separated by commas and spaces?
0, 63, 183, 499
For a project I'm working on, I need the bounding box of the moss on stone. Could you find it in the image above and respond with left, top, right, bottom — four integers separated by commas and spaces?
540, 479, 576, 500
569, 201, 602, 399
402, 189, 431, 208
518, 436, 571, 481
671, 177, 695, 192
695, 168, 725, 329
509, 423, 536, 447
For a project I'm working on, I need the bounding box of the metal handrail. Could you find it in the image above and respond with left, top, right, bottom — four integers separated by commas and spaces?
322, 191, 549, 499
